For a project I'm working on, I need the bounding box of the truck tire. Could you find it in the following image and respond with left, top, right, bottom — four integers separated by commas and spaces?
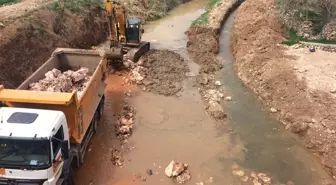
67, 167, 75, 185
98, 95, 105, 119
92, 112, 99, 134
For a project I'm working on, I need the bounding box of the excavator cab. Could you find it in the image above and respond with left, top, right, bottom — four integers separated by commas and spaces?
126, 18, 143, 44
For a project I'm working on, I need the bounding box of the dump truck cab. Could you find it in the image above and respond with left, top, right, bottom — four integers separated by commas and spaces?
0, 107, 70, 185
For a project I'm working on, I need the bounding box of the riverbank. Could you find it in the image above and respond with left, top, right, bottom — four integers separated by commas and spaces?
186, 0, 243, 120
232, 0, 336, 179
0, 0, 183, 88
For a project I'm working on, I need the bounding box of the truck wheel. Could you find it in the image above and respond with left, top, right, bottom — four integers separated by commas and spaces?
67, 167, 75, 185
99, 95, 105, 119
93, 112, 99, 134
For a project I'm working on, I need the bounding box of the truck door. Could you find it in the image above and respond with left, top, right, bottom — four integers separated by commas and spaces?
51, 125, 65, 179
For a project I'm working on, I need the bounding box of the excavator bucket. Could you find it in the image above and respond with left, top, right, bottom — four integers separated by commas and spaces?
124, 41, 150, 62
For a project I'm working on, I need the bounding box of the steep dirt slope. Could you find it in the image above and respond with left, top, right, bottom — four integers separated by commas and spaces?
232, 0, 336, 177
0, 6, 107, 88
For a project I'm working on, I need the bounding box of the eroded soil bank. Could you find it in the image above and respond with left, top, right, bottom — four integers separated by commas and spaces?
232, 0, 336, 180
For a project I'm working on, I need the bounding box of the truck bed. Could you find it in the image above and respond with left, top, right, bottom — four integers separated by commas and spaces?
0, 48, 107, 144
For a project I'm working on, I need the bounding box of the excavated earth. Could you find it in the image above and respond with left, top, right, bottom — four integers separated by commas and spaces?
137, 49, 189, 96
232, 0, 336, 178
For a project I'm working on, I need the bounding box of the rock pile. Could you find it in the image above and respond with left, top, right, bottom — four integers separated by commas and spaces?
110, 147, 123, 166
322, 21, 336, 40
197, 74, 226, 120
297, 21, 314, 39
115, 103, 136, 141
230, 164, 290, 185
29, 68, 91, 97
165, 160, 191, 184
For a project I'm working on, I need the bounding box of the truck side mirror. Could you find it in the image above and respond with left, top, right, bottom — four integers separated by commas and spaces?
61, 140, 69, 160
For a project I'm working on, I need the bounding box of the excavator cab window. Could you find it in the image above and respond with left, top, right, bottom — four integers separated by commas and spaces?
126, 18, 142, 44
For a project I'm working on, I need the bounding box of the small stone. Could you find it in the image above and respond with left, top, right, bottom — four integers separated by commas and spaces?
176, 170, 191, 184
165, 160, 174, 177
143, 79, 154, 86
270, 108, 277, 113
257, 173, 271, 183
196, 182, 204, 185
0, 22, 4, 27
186, 72, 196, 77
330, 88, 336, 93
251, 172, 257, 178
172, 162, 185, 176
232, 170, 245, 177
252, 179, 261, 185
124, 91, 131, 97
215, 81, 221, 86
146, 169, 153, 175
224, 96, 232, 101
298, 68, 307, 73
241, 176, 249, 182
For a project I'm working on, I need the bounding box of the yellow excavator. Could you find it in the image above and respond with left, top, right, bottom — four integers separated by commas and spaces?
104, 0, 150, 62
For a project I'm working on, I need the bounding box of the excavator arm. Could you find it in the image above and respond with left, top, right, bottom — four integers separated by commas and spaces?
105, 0, 120, 47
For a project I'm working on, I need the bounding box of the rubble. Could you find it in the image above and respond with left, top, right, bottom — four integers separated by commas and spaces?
115, 103, 136, 141
28, 67, 91, 97
110, 147, 123, 166
165, 160, 191, 184
270, 108, 277, 113
231, 164, 283, 185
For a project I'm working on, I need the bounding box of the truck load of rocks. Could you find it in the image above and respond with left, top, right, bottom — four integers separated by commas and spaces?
28, 67, 91, 97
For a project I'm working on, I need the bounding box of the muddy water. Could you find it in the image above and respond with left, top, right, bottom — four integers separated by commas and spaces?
218, 11, 334, 185
74, 1, 333, 185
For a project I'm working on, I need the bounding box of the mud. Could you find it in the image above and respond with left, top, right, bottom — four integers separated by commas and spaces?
231, 0, 336, 179
137, 49, 189, 96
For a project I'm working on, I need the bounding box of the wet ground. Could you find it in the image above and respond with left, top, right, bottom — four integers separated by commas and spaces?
74, 1, 334, 185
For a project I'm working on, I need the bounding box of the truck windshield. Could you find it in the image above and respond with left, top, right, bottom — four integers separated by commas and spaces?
0, 138, 50, 169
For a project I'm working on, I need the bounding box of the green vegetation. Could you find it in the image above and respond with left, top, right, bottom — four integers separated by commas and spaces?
283, 28, 336, 46
276, 0, 336, 41
191, 0, 221, 26
0, 0, 21, 6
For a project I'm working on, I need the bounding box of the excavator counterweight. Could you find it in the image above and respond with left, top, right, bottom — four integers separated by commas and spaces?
104, 0, 150, 63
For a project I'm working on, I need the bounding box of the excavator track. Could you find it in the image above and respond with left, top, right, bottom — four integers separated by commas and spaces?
124, 41, 150, 62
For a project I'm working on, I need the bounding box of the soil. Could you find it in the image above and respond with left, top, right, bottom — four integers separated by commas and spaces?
138, 49, 189, 96
232, 0, 336, 178
0, 6, 107, 88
